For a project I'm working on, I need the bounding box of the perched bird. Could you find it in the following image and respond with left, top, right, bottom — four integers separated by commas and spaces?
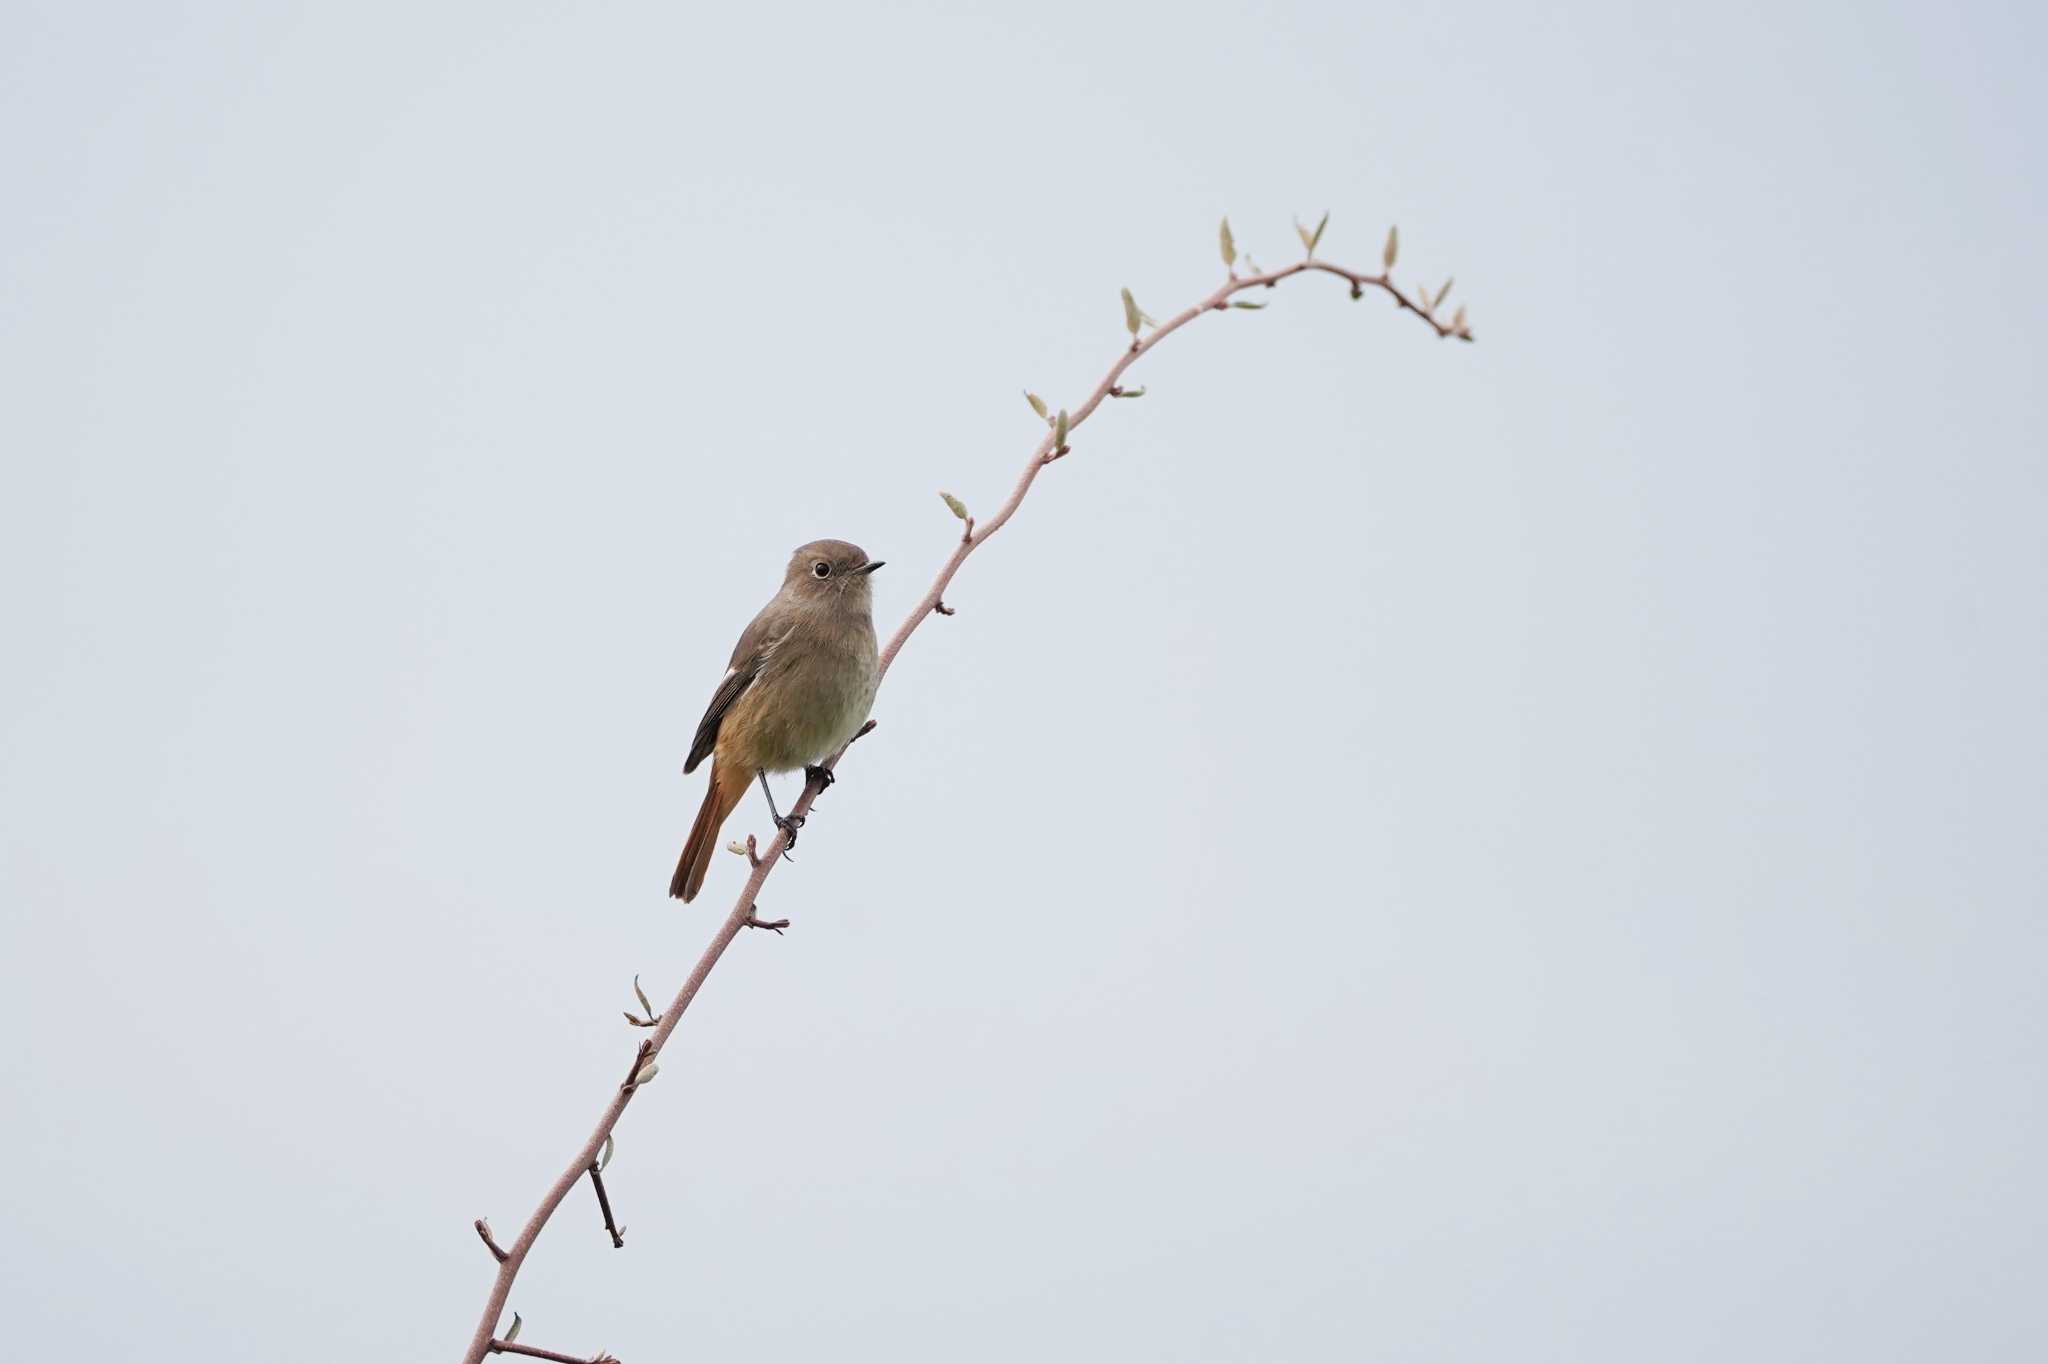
669, 539, 883, 902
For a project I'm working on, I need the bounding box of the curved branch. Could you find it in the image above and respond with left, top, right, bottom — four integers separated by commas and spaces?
878, 258, 1463, 674
458, 251, 1465, 1363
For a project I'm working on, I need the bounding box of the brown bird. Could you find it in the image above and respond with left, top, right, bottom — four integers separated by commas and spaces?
670, 539, 883, 902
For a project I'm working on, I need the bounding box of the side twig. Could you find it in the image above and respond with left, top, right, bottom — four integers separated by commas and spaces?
473, 1219, 508, 1264
459, 247, 1463, 1364
488, 1340, 620, 1364
587, 1163, 624, 1249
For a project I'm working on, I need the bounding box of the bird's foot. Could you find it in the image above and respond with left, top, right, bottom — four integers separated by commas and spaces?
804, 764, 836, 791
773, 812, 804, 857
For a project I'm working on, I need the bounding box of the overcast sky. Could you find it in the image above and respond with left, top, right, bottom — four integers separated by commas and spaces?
4, 2, 2044, 1360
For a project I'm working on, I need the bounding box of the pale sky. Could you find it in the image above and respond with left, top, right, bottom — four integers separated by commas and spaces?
3, 2, 2044, 1360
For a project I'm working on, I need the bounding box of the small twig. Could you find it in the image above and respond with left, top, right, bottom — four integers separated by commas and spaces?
745, 909, 790, 934
488, 1339, 620, 1364
851, 719, 878, 743
745, 833, 761, 867
587, 1163, 624, 1249
474, 1219, 509, 1264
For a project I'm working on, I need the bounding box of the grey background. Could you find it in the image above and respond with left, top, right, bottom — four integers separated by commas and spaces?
3, 2, 2043, 1360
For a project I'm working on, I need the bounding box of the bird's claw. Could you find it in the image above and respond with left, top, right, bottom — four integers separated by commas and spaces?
773, 813, 804, 857
804, 764, 836, 791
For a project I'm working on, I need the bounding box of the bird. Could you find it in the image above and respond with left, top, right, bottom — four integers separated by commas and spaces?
669, 539, 883, 902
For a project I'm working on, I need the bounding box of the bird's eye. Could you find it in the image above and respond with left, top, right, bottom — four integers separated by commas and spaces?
812, 561, 831, 578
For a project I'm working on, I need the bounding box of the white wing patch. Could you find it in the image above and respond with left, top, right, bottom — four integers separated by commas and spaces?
753, 625, 797, 670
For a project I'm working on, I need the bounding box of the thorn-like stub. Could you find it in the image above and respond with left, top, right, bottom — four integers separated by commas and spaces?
474, 1218, 509, 1263
619, 1039, 656, 1093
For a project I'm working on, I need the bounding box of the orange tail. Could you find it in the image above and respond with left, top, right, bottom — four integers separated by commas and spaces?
671, 759, 748, 902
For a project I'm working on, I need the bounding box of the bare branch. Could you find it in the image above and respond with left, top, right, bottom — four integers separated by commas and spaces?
457, 245, 1467, 1364
587, 1162, 624, 1249
489, 1339, 620, 1364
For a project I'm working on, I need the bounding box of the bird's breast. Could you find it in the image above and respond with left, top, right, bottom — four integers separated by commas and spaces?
719, 617, 878, 773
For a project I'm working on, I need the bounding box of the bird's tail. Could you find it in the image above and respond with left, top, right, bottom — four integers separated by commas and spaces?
671, 759, 747, 902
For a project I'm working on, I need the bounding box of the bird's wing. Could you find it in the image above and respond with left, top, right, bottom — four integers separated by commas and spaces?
683, 611, 794, 774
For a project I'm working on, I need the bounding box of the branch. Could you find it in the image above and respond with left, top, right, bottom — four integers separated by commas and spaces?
458, 245, 1465, 1364
874, 258, 1461, 682
587, 1163, 624, 1249
489, 1340, 619, 1364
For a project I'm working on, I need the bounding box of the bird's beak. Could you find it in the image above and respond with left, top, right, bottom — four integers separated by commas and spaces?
855, 561, 885, 575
